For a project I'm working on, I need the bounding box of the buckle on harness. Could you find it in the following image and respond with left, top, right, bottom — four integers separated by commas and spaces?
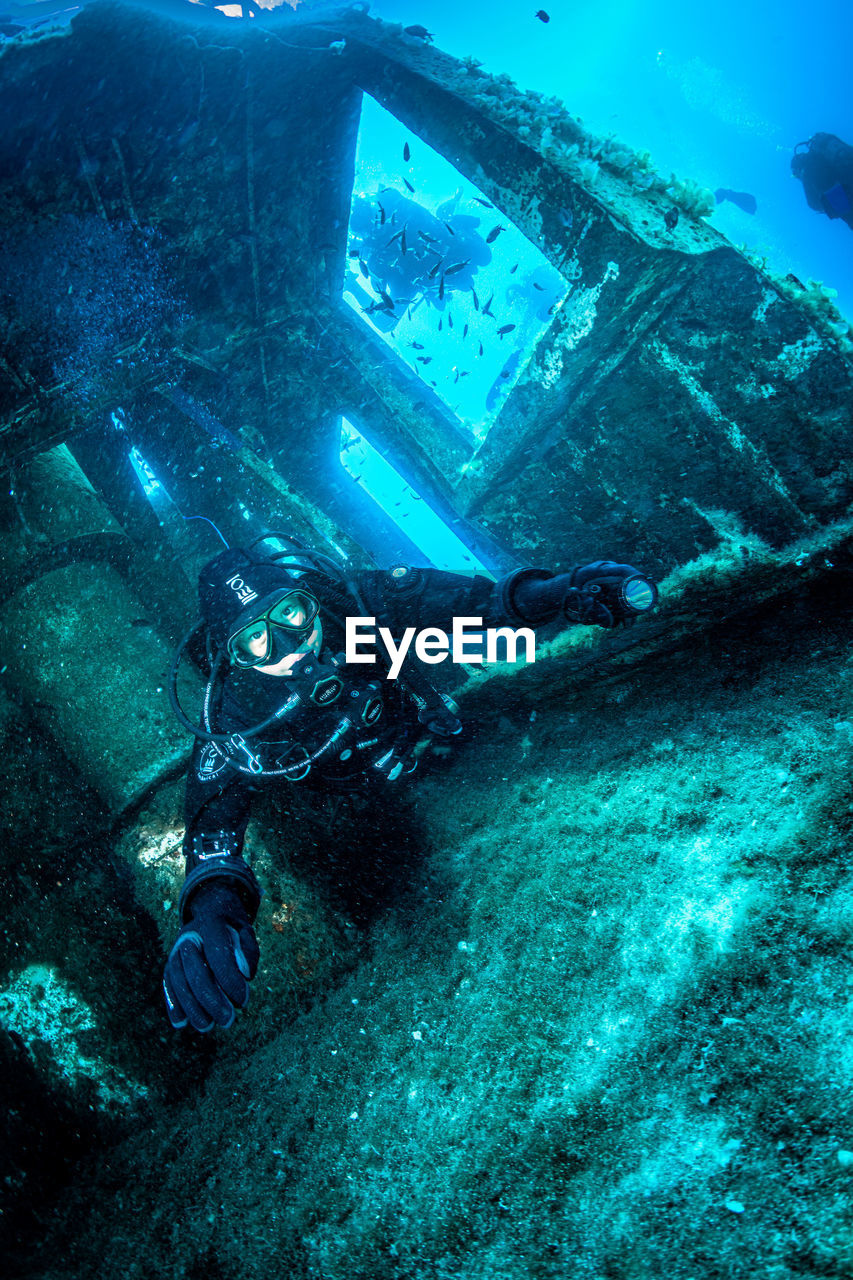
229, 733, 263, 775
373, 745, 418, 783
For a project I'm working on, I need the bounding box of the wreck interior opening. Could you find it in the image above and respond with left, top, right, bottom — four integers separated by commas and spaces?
343, 91, 569, 440
338, 417, 492, 571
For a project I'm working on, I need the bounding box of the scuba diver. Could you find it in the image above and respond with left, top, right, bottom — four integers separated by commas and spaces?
163, 536, 658, 1033
791, 133, 853, 230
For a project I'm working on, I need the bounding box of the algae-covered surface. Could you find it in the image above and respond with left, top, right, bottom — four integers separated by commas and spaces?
18, 578, 852, 1280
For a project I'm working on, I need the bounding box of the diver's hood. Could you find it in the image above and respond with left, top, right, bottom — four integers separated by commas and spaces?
199, 547, 304, 647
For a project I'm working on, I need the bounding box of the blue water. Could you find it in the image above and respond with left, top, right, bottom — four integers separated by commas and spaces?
345, 94, 568, 435
370, 0, 853, 322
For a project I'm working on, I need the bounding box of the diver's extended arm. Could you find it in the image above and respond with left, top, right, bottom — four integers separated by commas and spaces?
164, 727, 262, 1032
509, 561, 658, 628
357, 561, 657, 633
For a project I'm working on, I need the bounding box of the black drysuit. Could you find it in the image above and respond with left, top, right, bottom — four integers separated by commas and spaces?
183, 563, 537, 870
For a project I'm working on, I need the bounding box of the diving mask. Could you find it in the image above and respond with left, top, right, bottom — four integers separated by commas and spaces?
226, 589, 320, 667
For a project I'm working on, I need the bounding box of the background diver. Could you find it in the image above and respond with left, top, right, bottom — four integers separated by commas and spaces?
164, 537, 658, 1033
791, 132, 853, 230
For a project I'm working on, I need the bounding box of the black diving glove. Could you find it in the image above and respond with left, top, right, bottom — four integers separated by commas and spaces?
513, 562, 658, 629
163, 872, 261, 1033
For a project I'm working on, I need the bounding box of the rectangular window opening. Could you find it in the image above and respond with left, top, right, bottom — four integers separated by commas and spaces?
343, 95, 568, 440
340, 417, 491, 574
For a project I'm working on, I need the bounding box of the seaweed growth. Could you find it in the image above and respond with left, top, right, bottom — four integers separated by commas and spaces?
415, 42, 718, 221
775, 274, 853, 355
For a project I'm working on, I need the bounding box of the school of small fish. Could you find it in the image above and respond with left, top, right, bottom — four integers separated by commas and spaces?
347, 133, 563, 401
